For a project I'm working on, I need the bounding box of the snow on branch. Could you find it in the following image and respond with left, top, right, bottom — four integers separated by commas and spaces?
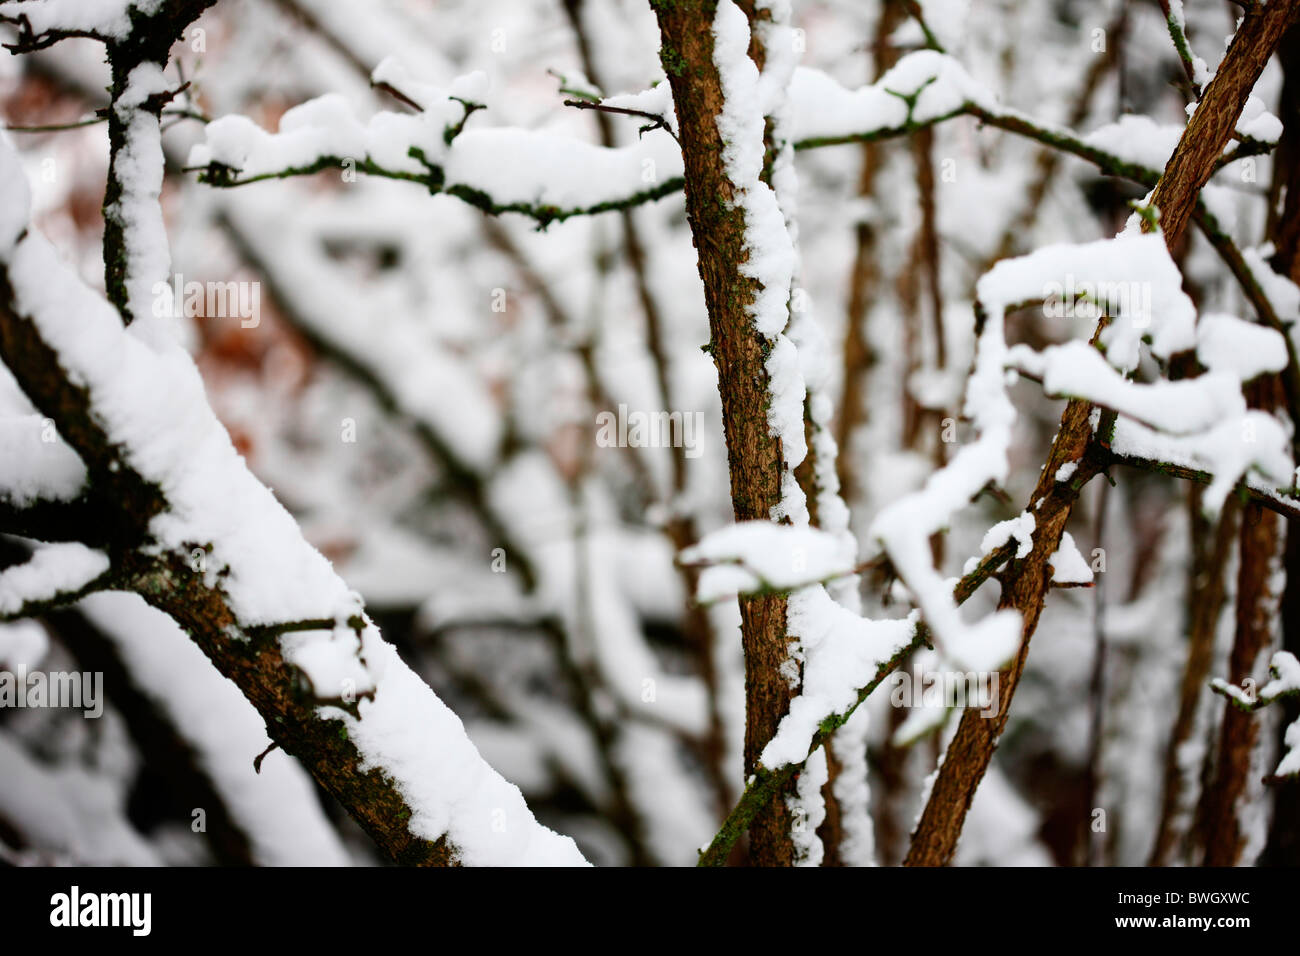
694, 540, 1019, 867
0, 542, 111, 620
79, 592, 352, 865
1212, 651, 1300, 780
1, 0, 215, 56
861, 228, 1294, 727
187, 62, 686, 228
787, 50, 993, 148
992, 234, 1293, 515
182, 38, 1284, 311
679, 522, 860, 602
103, 63, 176, 330
762, 587, 917, 768
1, 0, 162, 48
0, 408, 85, 494
791, 50, 1279, 159
0, 132, 587, 866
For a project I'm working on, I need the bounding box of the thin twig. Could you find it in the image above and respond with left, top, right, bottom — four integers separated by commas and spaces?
562, 98, 679, 144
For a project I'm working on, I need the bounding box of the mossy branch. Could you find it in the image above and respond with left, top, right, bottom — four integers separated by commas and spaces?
695, 540, 1017, 867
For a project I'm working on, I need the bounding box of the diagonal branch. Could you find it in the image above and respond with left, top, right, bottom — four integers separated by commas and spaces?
903, 0, 1300, 867
697, 539, 1018, 866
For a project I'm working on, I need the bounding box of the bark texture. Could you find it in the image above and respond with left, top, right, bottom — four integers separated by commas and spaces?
651, 0, 795, 865
1149, 492, 1240, 865
905, 0, 1299, 865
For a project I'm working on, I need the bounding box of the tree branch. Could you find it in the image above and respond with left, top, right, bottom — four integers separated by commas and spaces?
697, 539, 1017, 866
903, 0, 1300, 866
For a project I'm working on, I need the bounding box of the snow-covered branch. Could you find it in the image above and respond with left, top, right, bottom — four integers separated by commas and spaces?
0, 542, 112, 621
1213, 651, 1300, 781
0, 128, 586, 864
694, 538, 1019, 867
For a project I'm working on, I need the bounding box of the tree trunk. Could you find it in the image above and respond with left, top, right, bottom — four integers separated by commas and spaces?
651, 0, 795, 865
905, 0, 1300, 865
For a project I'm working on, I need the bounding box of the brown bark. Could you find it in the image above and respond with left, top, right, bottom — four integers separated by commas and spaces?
1196, 15, 1300, 866
912, 126, 945, 375
1147, 1, 1300, 245
651, 0, 795, 865
1199, 383, 1284, 865
903, 0, 1300, 867
904, 397, 1104, 865
897, 124, 943, 451
1149, 490, 1240, 865
1261, 22, 1300, 868
0, 265, 452, 866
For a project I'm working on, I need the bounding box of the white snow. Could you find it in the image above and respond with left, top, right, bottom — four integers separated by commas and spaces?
0, 0, 164, 41
789, 51, 992, 144
1048, 531, 1093, 585
0, 413, 87, 505
189, 76, 685, 218
1110, 414, 1292, 516
0, 618, 49, 672
1195, 313, 1289, 382
760, 586, 917, 768
829, 705, 876, 865
789, 745, 827, 866
1083, 115, 1183, 174
109, 63, 173, 343
681, 520, 857, 601
1260, 651, 1300, 702
600, 82, 678, 138
78, 592, 352, 865
0, 133, 587, 866
0, 543, 108, 617
978, 512, 1036, 561
1243, 246, 1300, 322
1009, 341, 1248, 434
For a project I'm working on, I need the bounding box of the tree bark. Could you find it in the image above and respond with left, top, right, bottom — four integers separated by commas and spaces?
1199, 394, 1283, 865
1260, 22, 1300, 868
1149, 490, 1240, 865
651, 0, 795, 865
905, 0, 1300, 865
904, 397, 1104, 865
1146, 1, 1300, 245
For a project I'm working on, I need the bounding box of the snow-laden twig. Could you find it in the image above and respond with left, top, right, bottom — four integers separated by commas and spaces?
1160, 0, 1208, 96
76, 592, 353, 864
906, 0, 1300, 866
0, 127, 587, 865
0, 0, 187, 50
102, 63, 175, 329
694, 540, 1019, 866
1212, 651, 1300, 713
0, 542, 112, 621
1212, 651, 1300, 781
